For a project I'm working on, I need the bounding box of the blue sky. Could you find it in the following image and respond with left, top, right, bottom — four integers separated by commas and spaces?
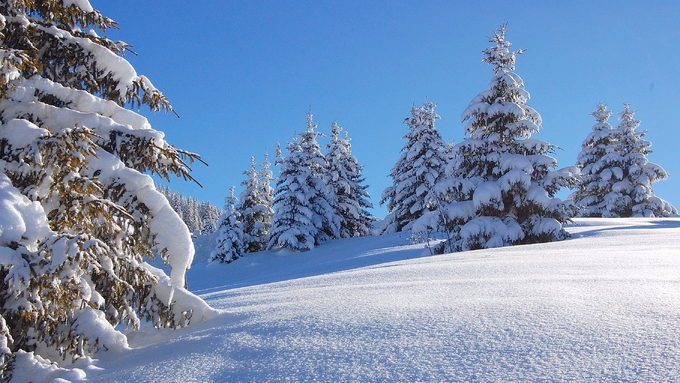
98, 0, 680, 216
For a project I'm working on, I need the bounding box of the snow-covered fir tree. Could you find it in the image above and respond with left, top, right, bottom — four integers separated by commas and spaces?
268, 140, 317, 251
239, 157, 271, 252
275, 143, 283, 166
326, 122, 374, 237
258, 153, 275, 241
380, 101, 449, 233
571, 104, 619, 216
299, 113, 340, 243
269, 114, 340, 250
592, 104, 676, 217
414, 25, 577, 252
0, 1, 214, 377
210, 187, 245, 263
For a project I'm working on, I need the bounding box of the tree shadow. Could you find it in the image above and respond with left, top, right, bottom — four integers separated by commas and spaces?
189, 232, 431, 294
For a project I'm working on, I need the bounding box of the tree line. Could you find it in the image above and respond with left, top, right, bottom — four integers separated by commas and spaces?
210, 25, 676, 262
158, 185, 221, 235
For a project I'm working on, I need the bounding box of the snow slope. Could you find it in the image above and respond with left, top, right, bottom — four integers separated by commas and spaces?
84, 218, 680, 382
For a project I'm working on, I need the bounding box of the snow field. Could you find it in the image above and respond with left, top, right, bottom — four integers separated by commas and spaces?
88, 218, 680, 382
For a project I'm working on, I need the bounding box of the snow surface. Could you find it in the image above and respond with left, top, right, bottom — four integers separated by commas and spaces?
83, 218, 680, 382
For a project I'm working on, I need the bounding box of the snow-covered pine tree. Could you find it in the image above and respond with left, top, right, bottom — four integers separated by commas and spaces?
415, 25, 577, 252
298, 113, 340, 243
210, 187, 244, 263
268, 140, 317, 251
596, 104, 676, 217
326, 122, 374, 237
571, 103, 619, 216
258, 153, 275, 239
239, 156, 270, 252
0, 1, 214, 376
275, 143, 283, 165
380, 101, 448, 233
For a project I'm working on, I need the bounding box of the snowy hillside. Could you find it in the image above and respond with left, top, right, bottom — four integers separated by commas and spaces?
68, 218, 680, 382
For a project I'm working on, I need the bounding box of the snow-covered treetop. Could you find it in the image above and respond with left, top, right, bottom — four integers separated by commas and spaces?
615, 104, 651, 155
483, 24, 524, 74
226, 186, 238, 211
463, 26, 541, 143
261, 153, 272, 172
242, 156, 259, 189
330, 121, 343, 142
329, 121, 348, 156
592, 103, 612, 126
239, 156, 261, 212
275, 143, 283, 165
259, 153, 274, 191
580, 103, 614, 150
299, 113, 326, 172
618, 103, 640, 131
407, 101, 440, 134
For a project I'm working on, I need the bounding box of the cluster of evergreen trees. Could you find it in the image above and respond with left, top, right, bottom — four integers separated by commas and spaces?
383, 26, 578, 252
158, 185, 221, 235
210, 25, 676, 261
211, 115, 374, 262
572, 103, 676, 218
381, 26, 676, 253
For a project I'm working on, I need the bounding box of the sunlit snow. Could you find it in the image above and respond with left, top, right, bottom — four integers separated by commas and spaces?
80, 218, 680, 382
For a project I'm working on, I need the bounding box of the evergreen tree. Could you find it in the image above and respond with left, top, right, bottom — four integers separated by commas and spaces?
596, 104, 676, 217
275, 143, 283, 166
571, 103, 619, 216
298, 113, 341, 243
258, 153, 275, 242
326, 122, 374, 237
210, 187, 244, 263
380, 101, 448, 233
268, 140, 317, 251
239, 157, 269, 252
415, 26, 577, 252
0, 1, 214, 376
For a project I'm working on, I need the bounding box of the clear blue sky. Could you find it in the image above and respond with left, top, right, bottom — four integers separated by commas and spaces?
98, 0, 679, 216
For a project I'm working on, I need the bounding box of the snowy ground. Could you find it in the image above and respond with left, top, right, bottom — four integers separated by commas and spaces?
84, 218, 680, 382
